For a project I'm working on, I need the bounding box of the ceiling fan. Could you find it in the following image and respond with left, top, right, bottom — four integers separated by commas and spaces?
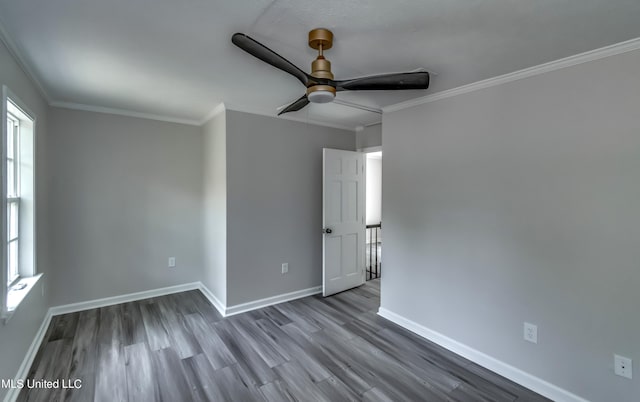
231, 28, 430, 115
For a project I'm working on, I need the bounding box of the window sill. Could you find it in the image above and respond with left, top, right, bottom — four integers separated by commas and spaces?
3, 274, 43, 323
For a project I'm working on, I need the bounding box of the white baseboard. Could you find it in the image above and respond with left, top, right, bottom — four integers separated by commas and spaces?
44, 280, 319, 319
196, 283, 321, 317
197, 283, 226, 316
224, 286, 322, 317
49, 282, 201, 316
377, 308, 589, 402
3, 310, 52, 402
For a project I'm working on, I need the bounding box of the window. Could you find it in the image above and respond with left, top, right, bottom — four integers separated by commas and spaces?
2, 86, 39, 319
6, 112, 20, 287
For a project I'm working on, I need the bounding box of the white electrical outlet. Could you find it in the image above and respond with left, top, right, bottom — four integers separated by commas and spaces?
524, 322, 538, 344
614, 354, 633, 379
281, 263, 289, 274
168, 257, 176, 268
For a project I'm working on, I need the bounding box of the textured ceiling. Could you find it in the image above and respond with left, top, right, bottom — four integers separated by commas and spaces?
1, 0, 640, 129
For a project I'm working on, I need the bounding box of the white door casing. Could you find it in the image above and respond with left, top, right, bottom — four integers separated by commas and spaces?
322, 148, 365, 296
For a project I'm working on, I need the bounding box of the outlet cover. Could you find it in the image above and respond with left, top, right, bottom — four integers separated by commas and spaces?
524, 322, 538, 344
614, 354, 633, 379
168, 257, 176, 268
281, 263, 289, 274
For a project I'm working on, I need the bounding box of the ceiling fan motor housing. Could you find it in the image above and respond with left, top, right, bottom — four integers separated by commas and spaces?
307, 28, 336, 102
311, 56, 333, 79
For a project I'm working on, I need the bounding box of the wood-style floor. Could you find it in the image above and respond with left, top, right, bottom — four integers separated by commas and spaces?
18, 280, 549, 401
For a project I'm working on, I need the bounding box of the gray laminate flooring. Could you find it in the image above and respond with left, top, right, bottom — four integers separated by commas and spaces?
18, 280, 550, 401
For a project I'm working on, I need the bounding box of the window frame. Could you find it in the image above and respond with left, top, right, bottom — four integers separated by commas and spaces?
2, 85, 39, 320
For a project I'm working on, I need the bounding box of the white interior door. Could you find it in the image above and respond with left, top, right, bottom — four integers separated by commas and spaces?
323, 148, 365, 296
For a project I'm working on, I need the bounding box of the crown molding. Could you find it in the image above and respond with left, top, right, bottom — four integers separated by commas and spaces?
49, 100, 360, 131
199, 102, 226, 125
50, 101, 202, 126
383, 36, 640, 113
0, 16, 52, 104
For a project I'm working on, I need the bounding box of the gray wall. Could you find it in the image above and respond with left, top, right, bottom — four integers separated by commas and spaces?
202, 111, 227, 304
48, 108, 204, 306
356, 124, 382, 149
225, 110, 355, 306
382, 49, 640, 401
0, 39, 50, 400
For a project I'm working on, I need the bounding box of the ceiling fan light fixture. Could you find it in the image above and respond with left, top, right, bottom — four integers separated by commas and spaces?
306, 85, 336, 103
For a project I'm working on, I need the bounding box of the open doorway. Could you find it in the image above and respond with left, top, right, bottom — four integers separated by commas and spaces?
365, 150, 382, 280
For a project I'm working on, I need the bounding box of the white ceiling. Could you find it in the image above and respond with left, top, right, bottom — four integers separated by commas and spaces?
1, 0, 640, 130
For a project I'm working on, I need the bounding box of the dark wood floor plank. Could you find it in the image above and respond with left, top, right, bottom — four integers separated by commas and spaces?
317, 294, 363, 318
259, 380, 296, 402
377, 326, 474, 372
19, 279, 549, 402
255, 305, 293, 326
214, 319, 277, 386
48, 312, 80, 342
156, 296, 202, 359
254, 317, 331, 382
374, 326, 522, 402
66, 371, 95, 402
273, 302, 322, 333
151, 347, 192, 402
167, 291, 200, 316
94, 342, 127, 402
139, 302, 171, 351
287, 299, 355, 340
465, 362, 550, 401
184, 312, 236, 370
280, 323, 374, 396
316, 375, 361, 402
272, 361, 332, 402
362, 387, 394, 402
96, 305, 124, 347
121, 302, 147, 346
214, 364, 264, 402
124, 342, 159, 402
228, 315, 290, 368
181, 353, 226, 402
349, 332, 458, 398
61, 308, 100, 401
300, 296, 351, 325
347, 322, 462, 394
64, 309, 100, 379
313, 329, 451, 401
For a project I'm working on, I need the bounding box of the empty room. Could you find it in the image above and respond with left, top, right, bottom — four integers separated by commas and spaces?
0, 0, 639, 401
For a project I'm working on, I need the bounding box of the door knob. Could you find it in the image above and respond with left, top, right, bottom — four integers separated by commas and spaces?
323, 228, 333, 234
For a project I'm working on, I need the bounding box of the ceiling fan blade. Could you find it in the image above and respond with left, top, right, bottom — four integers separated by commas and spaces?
335, 71, 429, 91
277, 95, 310, 115
332, 98, 382, 114
232, 33, 310, 86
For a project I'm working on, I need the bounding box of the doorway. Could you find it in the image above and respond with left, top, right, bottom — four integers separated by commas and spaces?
365, 150, 382, 280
